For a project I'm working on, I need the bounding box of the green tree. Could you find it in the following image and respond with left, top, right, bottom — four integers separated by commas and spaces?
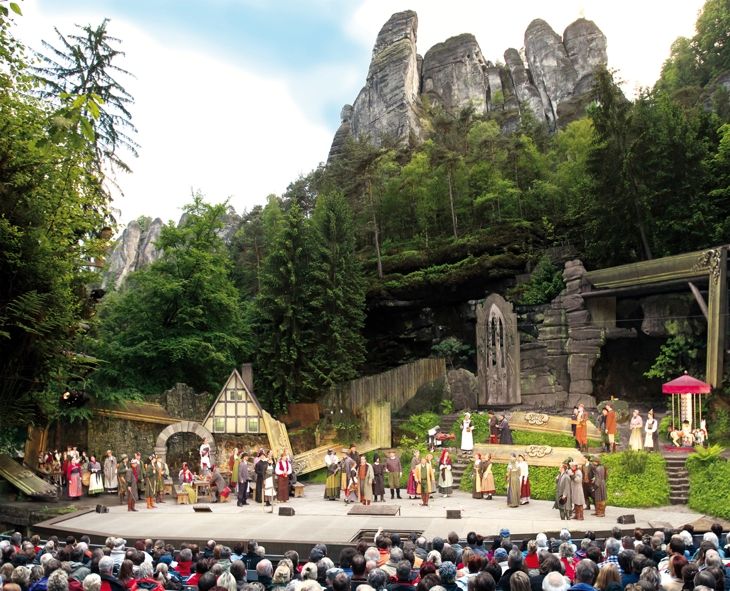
308, 192, 366, 387
253, 202, 316, 411
0, 13, 117, 426
35, 18, 137, 175
90, 197, 250, 396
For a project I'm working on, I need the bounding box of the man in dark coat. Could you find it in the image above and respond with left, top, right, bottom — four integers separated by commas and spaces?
254, 451, 267, 503
237, 451, 250, 506
498, 415, 513, 445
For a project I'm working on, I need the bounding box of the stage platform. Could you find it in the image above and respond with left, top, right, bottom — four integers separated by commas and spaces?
33, 485, 704, 554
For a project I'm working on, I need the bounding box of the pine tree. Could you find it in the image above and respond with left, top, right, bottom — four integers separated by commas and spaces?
253, 202, 316, 411
308, 192, 366, 388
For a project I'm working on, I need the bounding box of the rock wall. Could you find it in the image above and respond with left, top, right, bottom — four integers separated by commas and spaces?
330, 11, 607, 155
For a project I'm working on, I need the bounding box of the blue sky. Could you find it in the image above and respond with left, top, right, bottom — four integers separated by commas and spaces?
16, 0, 706, 226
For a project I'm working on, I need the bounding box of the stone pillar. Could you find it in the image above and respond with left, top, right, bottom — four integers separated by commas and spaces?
705, 247, 727, 388
476, 294, 521, 406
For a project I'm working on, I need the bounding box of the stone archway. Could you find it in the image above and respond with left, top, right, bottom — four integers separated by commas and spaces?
154, 421, 216, 468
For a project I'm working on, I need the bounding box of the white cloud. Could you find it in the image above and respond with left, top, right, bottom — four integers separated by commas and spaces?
347, 0, 706, 98
15, 1, 333, 226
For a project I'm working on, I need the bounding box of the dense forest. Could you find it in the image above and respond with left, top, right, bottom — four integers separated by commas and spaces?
0, 0, 729, 437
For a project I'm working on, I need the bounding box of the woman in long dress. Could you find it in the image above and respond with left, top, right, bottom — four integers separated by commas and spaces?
372, 455, 386, 502
406, 449, 420, 499
343, 455, 359, 503
481, 453, 496, 500
629, 409, 644, 451
103, 450, 118, 493
575, 405, 588, 452
67, 458, 82, 499
179, 462, 198, 504
644, 410, 658, 451
324, 450, 341, 501
263, 456, 276, 507
438, 449, 453, 497
88, 455, 104, 496
472, 454, 484, 499
460, 413, 474, 455
506, 454, 521, 507
275, 451, 292, 502
517, 454, 531, 505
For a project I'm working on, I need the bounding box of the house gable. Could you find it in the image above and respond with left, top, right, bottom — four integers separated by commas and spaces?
202, 369, 266, 435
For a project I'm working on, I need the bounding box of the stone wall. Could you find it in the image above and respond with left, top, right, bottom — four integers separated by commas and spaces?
87, 416, 159, 458
160, 383, 214, 422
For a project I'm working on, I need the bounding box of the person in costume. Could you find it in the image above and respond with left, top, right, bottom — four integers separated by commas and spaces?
67, 456, 82, 499
681, 420, 694, 447
517, 454, 530, 505
237, 451, 250, 506
103, 450, 118, 493
460, 413, 474, 455
598, 407, 609, 452
263, 455, 276, 507
117, 454, 129, 505
254, 450, 267, 503
324, 449, 341, 501
372, 454, 386, 502
582, 456, 595, 511
415, 455, 434, 506
143, 454, 158, 509
591, 456, 607, 517
605, 403, 618, 452
569, 461, 585, 520
644, 410, 658, 451
480, 453, 495, 500
489, 412, 499, 444
437, 449, 454, 497
498, 415, 513, 444
124, 456, 138, 511
342, 453, 358, 504
473, 454, 484, 499
275, 450, 292, 502
554, 461, 572, 520
357, 455, 374, 505
199, 438, 212, 476
131, 452, 143, 500
155, 456, 168, 503
575, 405, 588, 452
385, 450, 402, 500
87, 455, 104, 496
629, 409, 644, 451
406, 449, 420, 499
506, 454, 520, 507
230, 447, 240, 492
178, 461, 197, 504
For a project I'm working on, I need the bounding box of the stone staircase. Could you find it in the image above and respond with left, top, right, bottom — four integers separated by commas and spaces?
436, 413, 469, 488
664, 451, 691, 505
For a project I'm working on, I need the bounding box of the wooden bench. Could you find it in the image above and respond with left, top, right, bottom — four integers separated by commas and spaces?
293, 482, 305, 498
175, 485, 189, 504
163, 480, 173, 496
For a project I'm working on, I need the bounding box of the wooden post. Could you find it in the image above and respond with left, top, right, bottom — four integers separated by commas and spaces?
706, 247, 727, 388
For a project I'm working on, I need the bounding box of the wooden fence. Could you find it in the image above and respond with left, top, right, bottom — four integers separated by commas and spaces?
320, 358, 447, 414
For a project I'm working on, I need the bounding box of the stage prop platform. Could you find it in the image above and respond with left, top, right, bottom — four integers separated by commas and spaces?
33, 484, 702, 554
509, 411, 602, 440
471, 444, 587, 467
348, 504, 401, 516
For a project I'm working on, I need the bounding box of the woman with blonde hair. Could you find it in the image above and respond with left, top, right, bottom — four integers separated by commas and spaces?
510, 571, 531, 591
595, 564, 621, 591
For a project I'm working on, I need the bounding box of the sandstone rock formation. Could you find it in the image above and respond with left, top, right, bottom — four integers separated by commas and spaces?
350, 10, 422, 147
102, 218, 163, 290
330, 11, 608, 155
421, 33, 489, 114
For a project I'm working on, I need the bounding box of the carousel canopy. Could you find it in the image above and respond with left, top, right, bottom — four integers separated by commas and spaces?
662, 373, 711, 394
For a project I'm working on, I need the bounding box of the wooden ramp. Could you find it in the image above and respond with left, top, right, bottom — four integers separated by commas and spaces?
292, 441, 381, 477
0, 454, 58, 500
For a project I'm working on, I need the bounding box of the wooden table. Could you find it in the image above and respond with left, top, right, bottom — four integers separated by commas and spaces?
194, 480, 211, 501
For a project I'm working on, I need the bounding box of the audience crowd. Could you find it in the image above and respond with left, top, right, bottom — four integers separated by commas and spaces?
1, 523, 729, 591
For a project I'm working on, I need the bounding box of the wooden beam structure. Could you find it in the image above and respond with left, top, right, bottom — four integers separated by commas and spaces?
472, 444, 587, 467
585, 246, 728, 388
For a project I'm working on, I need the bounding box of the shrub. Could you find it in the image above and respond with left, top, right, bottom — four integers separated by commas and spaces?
687, 456, 730, 520
512, 430, 600, 449
688, 444, 725, 464
508, 255, 565, 305
602, 451, 669, 507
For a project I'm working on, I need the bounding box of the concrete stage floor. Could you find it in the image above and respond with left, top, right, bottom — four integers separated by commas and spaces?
33, 485, 706, 550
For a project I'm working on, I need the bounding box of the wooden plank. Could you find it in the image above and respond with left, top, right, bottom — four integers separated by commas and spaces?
509, 411, 602, 439
348, 504, 401, 516
0, 454, 58, 499
472, 444, 587, 467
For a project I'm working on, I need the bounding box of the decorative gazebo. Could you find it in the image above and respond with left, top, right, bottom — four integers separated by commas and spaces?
662, 372, 711, 432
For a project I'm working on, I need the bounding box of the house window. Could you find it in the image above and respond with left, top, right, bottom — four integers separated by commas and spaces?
247, 418, 260, 433
213, 417, 225, 433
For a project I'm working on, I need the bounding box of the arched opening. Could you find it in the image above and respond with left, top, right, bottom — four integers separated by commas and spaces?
154, 421, 216, 473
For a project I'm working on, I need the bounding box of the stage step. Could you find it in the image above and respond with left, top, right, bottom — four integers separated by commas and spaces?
662, 452, 690, 506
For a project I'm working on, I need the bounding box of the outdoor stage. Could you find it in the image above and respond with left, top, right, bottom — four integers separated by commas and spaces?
33, 484, 706, 554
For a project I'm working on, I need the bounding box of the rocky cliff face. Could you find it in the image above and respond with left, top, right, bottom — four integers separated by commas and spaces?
102, 209, 242, 290
329, 11, 607, 156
